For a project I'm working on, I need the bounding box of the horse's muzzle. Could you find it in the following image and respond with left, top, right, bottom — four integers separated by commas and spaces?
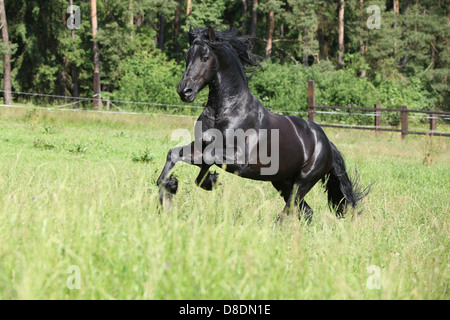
177, 79, 198, 102
180, 88, 197, 102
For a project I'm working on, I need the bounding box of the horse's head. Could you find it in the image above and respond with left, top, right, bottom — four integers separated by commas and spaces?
177, 27, 218, 103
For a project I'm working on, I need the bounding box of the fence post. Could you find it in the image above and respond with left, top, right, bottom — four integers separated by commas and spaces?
429, 112, 436, 135
401, 105, 408, 140
308, 80, 315, 121
374, 103, 381, 135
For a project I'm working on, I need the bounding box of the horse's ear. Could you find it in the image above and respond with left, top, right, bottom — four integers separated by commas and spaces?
208, 26, 216, 42
188, 26, 195, 44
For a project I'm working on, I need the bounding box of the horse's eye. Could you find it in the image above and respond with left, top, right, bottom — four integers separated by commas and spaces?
201, 56, 209, 62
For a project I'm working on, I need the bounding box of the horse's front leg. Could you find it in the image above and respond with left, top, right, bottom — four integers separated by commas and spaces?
195, 165, 219, 190
157, 142, 199, 207
157, 142, 218, 208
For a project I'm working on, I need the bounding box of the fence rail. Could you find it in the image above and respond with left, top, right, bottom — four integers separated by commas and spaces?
307, 80, 450, 138
1, 86, 449, 138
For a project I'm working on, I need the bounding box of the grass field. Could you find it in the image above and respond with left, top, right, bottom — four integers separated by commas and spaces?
0, 106, 448, 299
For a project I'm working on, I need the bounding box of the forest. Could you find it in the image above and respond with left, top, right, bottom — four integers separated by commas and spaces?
0, 0, 448, 113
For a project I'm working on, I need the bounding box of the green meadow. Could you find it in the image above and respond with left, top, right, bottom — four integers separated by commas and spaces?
0, 107, 448, 299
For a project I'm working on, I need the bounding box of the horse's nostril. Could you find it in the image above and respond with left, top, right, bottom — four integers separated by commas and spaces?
184, 88, 193, 95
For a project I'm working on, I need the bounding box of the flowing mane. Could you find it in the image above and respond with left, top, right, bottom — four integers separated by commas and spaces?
188, 27, 263, 78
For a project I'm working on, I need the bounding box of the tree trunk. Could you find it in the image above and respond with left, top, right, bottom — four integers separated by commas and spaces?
70, 0, 79, 104
303, 53, 309, 66
174, 0, 181, 62
186, 0, 192, 17
61, 58, 67, 96
359, 0, 366, 78
393, 0, 399, 60
393, 0, 399, 16
399, 1, 410, 75
72, 64, 79, 103
447, 2, 450, 23
319, 25, 329, 58
430, 39, 435, 69
129, 0, 134, 39
0, 0, 12, 105
303, 32, 309, 67
61, 9, 67, 95
158, 14, 165, 52
337, 0, 345, 69
250, 0, 258, 39
91, 0, 101, 109
265, 9, 274, 58
241, 0, 248, 30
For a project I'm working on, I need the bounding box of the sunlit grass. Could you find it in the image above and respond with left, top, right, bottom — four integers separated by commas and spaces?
0, 107, 448, 299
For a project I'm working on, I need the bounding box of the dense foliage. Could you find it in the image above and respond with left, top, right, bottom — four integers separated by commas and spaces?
0, 0, 448, 112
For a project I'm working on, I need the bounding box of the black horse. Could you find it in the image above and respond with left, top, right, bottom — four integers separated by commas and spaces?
157, 27, 369, 221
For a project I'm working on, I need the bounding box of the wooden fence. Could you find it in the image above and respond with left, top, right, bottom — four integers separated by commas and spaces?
307, 80, 450, 138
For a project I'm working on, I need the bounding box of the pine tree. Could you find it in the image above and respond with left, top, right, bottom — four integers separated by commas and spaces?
0, 0, 12, 104
91, 0, 100, 108
250, 0, 258, 38
259, 0, 284, 59
337, 0, 345, 69
284, 0, 319, 66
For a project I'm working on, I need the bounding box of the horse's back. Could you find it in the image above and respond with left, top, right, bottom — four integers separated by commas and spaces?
264, 113, 333, 179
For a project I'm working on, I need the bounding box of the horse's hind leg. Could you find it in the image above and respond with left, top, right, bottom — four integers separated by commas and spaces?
195, 165, 219, 191
298, 199, 313, 223
272, 178, 317, 223
271, 178, 295, 221
292, 178, 323, 223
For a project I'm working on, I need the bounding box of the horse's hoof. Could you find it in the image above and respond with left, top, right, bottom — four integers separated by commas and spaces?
164, 176, 178, 194
197, 172, 219, 191
299, 208, 313, 224
300, 212, 313, 225
158, 176, 178, 209
160, 192, 174, 211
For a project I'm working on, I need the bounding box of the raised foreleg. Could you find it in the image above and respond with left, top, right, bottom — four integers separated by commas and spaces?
156, 142, 219, 207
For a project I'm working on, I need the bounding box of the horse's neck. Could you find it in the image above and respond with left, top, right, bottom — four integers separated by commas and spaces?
207, 53, 251, 112
208, 77, 250, 107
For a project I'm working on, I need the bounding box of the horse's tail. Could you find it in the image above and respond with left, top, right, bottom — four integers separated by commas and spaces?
322, 142, 371, 217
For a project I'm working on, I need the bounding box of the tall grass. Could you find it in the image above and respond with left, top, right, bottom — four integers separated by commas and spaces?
0, 108, 448, 299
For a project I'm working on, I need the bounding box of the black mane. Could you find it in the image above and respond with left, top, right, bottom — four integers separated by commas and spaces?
188, 27, 263, 78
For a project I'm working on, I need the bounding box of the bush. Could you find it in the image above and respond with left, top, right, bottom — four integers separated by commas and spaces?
248, 61, 437, 125
249, 62, 379, 112
112, 55, 438, 126
112, 51, 184, 109
249, 62, 379, 124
